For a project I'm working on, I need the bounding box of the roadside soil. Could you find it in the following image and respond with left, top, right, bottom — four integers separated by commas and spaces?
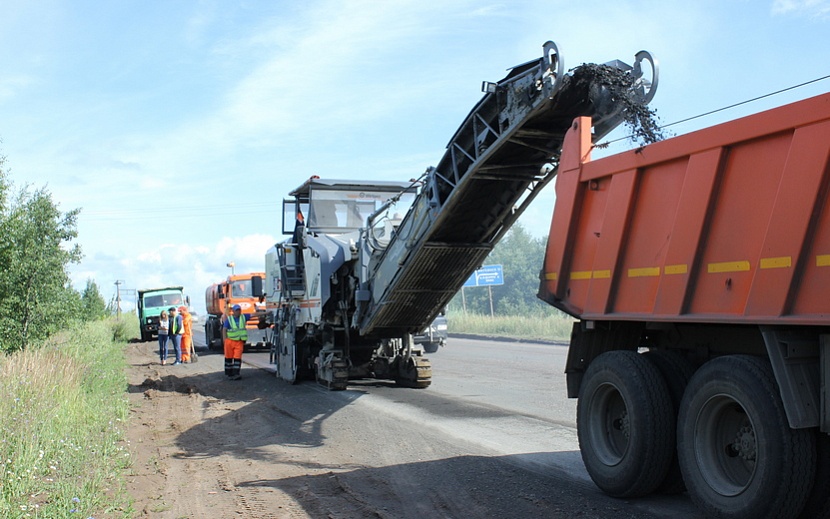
123, 340, 672, 519
125, 342, 318, 518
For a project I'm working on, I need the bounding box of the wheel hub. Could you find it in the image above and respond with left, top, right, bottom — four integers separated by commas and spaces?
613, 410, 630, 440
729, 424, 756, 461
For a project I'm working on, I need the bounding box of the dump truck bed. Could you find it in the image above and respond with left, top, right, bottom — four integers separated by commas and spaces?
539, 92, 830, 325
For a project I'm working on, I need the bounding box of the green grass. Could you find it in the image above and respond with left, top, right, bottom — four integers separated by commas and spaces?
448, 311, 575, 342
110, 313, 139, 343
0, 317, 134, 518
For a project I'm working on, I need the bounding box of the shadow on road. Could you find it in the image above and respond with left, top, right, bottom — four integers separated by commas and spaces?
234, 453, 698, 519
126, 341, 700, 519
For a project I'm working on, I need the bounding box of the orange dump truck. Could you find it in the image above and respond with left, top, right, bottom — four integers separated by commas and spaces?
538, 93, 830, 519
204, 272, 267, 350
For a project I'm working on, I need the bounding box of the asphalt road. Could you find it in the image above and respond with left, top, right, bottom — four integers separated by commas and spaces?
189, 328, 702, 518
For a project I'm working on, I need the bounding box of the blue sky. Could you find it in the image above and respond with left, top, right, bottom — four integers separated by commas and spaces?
1, 0, 828, 313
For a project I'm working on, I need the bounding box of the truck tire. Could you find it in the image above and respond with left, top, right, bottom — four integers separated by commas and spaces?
577, 350, 674, 498
422, 342, 440, 354
204, 322, 212, 350
798, 428, 830, 519
677, 355, 815, 519
205, 318, 223, 352
643, 350, 696, 495
800, 429, 830, 519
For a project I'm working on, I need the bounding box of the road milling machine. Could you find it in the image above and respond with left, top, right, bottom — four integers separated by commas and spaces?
264, 41, 659, 390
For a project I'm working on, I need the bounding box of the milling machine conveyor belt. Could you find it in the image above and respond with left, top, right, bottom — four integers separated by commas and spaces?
358, 42, 658, 337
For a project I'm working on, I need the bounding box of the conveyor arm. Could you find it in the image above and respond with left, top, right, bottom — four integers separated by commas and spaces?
356, 41, 658, 337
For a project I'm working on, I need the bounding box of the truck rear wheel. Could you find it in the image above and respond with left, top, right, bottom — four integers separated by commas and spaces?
643, 350, 696, 495
677, 355, 815, 519
204, 318, 223, 352
204, 322, 212, 350
800, 429, 830, 519
577, 350, 674, 497
422, 342, 440, 354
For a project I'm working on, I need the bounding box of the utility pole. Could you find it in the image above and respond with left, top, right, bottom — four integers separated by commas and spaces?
114, 280, 123, 319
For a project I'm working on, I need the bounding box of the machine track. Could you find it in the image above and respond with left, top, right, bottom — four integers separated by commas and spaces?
318, 358, 349, 391
395, 356, 432, 389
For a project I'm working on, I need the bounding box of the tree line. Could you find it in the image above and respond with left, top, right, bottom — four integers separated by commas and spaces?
448, 223, 567, 317
0, 155, 107, 353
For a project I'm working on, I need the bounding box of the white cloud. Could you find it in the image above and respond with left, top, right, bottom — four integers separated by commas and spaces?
771, 0, 830, 17
183, 5, 217, 47
73, 233, 277, 314
214, 234, 277, 267
187, 1, 453, 149
0, 75, 34, 103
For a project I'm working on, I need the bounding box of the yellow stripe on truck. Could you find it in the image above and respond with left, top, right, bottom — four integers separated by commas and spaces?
708, 261, 750, 274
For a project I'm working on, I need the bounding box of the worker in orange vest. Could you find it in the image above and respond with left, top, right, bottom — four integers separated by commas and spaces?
179, 306, 195, 363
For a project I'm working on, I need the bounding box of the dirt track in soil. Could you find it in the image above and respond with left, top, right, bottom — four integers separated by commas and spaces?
123, 340, 682, 519
125, 341, 472, 519
125, 342, 335, 518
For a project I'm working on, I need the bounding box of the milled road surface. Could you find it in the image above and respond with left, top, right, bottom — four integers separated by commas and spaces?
124, 331, 702, 518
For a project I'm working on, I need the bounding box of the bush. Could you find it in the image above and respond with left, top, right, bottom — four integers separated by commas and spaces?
110, 313, 138, 343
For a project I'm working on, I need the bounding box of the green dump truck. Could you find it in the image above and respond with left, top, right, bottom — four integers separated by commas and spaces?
137, 286, 189, 342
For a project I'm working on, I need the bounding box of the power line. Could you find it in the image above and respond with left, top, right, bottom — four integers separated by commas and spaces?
661, 73, 830, 130
75, 74, 830, 226
81, 201, 276, 217
80, 205, 279, 222
598, 73, 830, 147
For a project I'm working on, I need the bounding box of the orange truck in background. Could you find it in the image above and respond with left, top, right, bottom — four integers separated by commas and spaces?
204, 272, 267, 350
539, 92, 830, 519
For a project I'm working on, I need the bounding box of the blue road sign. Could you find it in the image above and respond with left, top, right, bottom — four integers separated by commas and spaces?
463, 264, 504, 287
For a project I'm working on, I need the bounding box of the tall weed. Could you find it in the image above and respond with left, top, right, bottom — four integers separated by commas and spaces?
109, 313, 138, 343
0, 319, 131, 518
